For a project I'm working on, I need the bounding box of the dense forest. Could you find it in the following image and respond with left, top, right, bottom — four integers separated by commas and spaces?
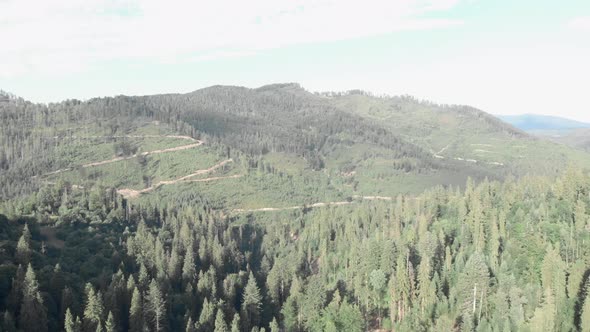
2, 85, 590, 331
1, 167, 590, 331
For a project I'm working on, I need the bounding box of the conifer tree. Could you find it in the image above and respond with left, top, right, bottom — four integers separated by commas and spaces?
185, 317, 195, 332
83, 284, 104, 331
417, 258, 435, 316
575, 199, 588, 233
15, 224, 31, 265
65, 308, 79, 332
146, 279, 166, 332
19, 263, 48, 332
241, 272, 262, 331
230, 313, 240, 332
581, 278, 590, 332
530, 287, 555, 331
214, 309, 229, 332
182, 248, 196, 282
129, 287, 143, 332
105, 311, 116, 332
269, 318, 279, 332
456, 252, 489, 329
198, 297, 215, 330
369, 269, 386, 321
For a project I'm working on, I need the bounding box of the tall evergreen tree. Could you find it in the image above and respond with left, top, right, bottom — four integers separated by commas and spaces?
65, 308, 80, 332
241, 272, 262, 331
83, 283, 104, 332
129, 287, 143, 332
182, 248, 196, 283
146, 279, 166, 332
214, 309, 228, 332
15, 224, 31, 264
581, 278, 590, 332
19, 263, 48, 332
230, 313, 240, 332
105, 311, 116, 332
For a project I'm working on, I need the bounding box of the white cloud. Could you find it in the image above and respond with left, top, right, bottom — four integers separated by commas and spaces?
0, 0, 461, 78
568, 16, 590, 31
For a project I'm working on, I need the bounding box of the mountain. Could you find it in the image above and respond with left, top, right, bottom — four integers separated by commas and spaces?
1, 84, 590, 332
498, 113, 590, 131
497, 113, 590, 153
2, 84, 590, 205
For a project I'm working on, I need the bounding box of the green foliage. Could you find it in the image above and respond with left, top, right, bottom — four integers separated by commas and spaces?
582, 278, 590, 332
1, 93, 590, 332
19, 264, 47, 332
242, 272, 262, 331
146, 279, 166, 331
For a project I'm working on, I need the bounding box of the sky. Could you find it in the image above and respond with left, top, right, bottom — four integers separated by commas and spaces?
1, 0, 590, 121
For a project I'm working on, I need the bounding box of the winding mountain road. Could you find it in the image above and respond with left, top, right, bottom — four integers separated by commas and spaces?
231, 195, 399, 214
38, 135, 203, 176
117, 159, 237, 199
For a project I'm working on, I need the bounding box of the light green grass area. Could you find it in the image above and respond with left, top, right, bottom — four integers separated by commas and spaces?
48, 145, 224, 190
139, 167, 350, 210
262, 152, 308, 175
46, 136, 191, 166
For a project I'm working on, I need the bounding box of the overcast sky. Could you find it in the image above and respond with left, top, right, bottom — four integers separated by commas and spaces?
1, 0, 589, 121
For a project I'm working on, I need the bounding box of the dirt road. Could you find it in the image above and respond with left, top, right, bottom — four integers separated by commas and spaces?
38, 135, 203, 176
117, 159, 236, 199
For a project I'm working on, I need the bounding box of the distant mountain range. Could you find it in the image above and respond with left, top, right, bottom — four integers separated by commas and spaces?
498, 114, 590, 131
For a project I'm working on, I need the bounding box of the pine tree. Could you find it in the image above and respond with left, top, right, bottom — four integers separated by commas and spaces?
456, 252, 489, 329
241, 272, 262, 331
129, 287, 143, 332
168, 247, 181, 281
185, 316, 195, 332
581, 278, 590, 332
369, 269, 386, 322
146, 279, 166, 332
105, 311, 116, 332
575, 199, 588, 234
300, 275, 326, 330
269, 318, 279, 332
15, 224, 31, 265
230, 313, 240, 332
541, 245, 566, 310
65, 308, 79, 332
417, 258, 434, 316
19, 263, 48, 332
488, 215, 500, 273
530, 287, 555, 331
198, 297, 215, 330
138, 263, 149, 290
391, 252, 411, 322
182, 248, 196, 282
83, 283, 104, 331
214, 309, 228, 332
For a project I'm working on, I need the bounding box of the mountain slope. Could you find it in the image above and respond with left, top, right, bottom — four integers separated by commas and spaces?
2, 84, 590, 207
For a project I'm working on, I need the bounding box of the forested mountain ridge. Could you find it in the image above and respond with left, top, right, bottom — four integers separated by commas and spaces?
2, 84, 589, 202
2, 85, 590, 331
